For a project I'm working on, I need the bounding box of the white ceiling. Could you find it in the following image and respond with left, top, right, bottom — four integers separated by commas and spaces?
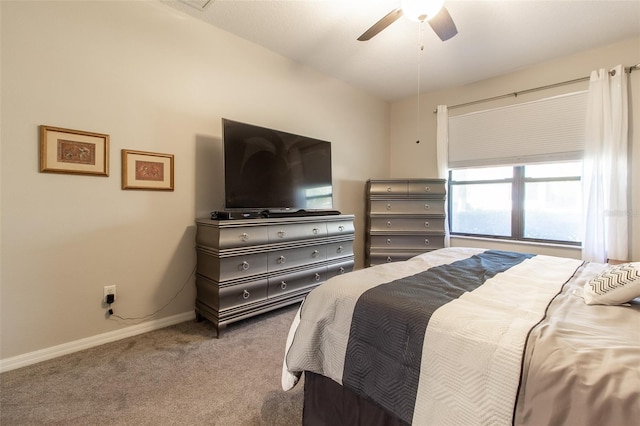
161, 0, 640, 101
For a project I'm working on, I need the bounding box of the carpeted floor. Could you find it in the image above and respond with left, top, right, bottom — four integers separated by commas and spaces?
0, 304, 304, 425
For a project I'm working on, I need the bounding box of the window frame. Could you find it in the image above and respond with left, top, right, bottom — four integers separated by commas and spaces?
448, 165, 581, 246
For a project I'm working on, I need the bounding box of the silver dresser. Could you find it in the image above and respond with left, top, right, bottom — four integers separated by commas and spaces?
195, 214, 355, 336
366, 179, 446, 266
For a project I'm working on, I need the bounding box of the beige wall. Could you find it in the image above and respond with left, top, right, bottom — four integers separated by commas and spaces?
390, 37, 640, 260
0, 1, 389, 362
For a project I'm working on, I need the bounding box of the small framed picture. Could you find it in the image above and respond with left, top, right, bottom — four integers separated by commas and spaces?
121, 149, 174, 191
39, 125, 109, 176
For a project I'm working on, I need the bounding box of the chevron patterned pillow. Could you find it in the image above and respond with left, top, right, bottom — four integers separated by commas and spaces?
584, 263, 640, 305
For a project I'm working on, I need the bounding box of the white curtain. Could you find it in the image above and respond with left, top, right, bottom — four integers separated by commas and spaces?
436, 105, 450, 247
582, 64, 629, 263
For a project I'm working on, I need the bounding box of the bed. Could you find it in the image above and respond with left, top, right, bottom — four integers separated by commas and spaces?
281, 247, 640, 425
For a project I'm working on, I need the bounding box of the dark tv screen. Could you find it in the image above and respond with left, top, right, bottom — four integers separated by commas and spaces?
222, 119, 333, 211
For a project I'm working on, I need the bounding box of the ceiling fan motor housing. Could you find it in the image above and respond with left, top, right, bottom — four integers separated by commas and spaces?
401, 0, 445, 22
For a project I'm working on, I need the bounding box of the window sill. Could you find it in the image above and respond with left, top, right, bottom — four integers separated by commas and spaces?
450, 235, 582, 258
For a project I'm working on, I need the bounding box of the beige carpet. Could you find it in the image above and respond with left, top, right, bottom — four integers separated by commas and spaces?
0, 304, 304, 425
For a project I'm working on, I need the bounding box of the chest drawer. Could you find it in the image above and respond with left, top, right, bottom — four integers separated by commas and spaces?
367, 251, 420, 266
197, 248, 268, 281
369, 235, 446, 250
268, 244, 327, 272
368, 181, 408, 195
268, 222, 327, 242
369, 217, 446, 233
369, 200, 445, 215
267, 265, 326, 298
407, 181, 446, 196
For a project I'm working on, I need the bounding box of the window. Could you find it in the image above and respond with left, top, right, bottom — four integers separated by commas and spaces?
449, 162, 581, 245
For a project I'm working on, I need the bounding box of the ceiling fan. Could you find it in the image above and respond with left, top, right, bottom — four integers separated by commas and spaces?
358, 0, 458, 42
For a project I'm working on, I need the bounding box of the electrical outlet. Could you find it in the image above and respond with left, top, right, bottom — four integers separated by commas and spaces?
103, 285, 116, 303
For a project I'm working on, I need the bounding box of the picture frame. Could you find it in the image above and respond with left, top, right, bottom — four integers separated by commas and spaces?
121, 149, 174, 191
39, 125, 110, 176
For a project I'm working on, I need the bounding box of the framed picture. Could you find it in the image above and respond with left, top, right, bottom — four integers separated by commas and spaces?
39, 125, 109, 176
121, 149, 174, 191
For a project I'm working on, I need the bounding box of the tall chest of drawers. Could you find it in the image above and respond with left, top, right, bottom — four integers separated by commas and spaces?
366, 179, 446, 266
195, 214, 355, 336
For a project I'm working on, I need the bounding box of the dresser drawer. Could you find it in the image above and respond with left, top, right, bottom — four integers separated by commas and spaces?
326, 240, 354, 260
267, 266, 326, 298
219, 279, 268, 310
407, 180, 446, 196
196, 224, 269, 249
197, 248, 268, 281
369, 217, 446, 233
196, 274, 268, 311
369, 235, 446, 250
327, 259, 354, 278
268, 244, 327, 272
368, 181, 408, 195
370, 200, 446, 215
327, 219, 355, 236
268, 221, 327, 243
218, 226, 269, 249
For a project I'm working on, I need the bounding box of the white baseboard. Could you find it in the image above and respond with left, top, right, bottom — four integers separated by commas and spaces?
0, 311, 195, 373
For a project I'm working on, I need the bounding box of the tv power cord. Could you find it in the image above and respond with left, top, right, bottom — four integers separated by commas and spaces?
106, 264, 196, 322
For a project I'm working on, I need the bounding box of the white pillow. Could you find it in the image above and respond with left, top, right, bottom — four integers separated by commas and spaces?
584, 262, 640, 305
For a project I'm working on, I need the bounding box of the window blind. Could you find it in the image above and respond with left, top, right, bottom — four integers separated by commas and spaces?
448, 91, 587, 168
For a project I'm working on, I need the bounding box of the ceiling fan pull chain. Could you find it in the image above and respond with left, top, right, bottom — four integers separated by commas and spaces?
416, 21, 424, 144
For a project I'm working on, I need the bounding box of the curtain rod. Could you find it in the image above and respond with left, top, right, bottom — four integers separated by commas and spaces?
432, 63, 640, 113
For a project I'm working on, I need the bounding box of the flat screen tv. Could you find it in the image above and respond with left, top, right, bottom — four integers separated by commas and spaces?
222, 118, 333, 212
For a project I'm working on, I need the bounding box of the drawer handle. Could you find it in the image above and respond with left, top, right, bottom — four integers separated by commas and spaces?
240, 232, 249, 242
424, 186, 431, 192
386, 238, 392, 245
312, 250, 320, 258
338, 225, 344, 231
277, 230, 286, 238
242, 289, 250, 300
386, 204, 392, 210
277, 255, 286, 264
240, 261, 250, 271
424, 204, 430, 210
386, 186, 392, 192
314, 273, 321, 281
337, 246, 343, 253
386, 221, 392, 227
425, 239, 430, 246
312, 227, 319, 234
386, 256, 392, 262
424, 221, 430, 228
339, 267, 345, 274
280, 281, 287, 290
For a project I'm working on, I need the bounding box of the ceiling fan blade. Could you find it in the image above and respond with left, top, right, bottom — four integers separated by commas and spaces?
428, 6, 458, 41
357, 8, 403, 41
